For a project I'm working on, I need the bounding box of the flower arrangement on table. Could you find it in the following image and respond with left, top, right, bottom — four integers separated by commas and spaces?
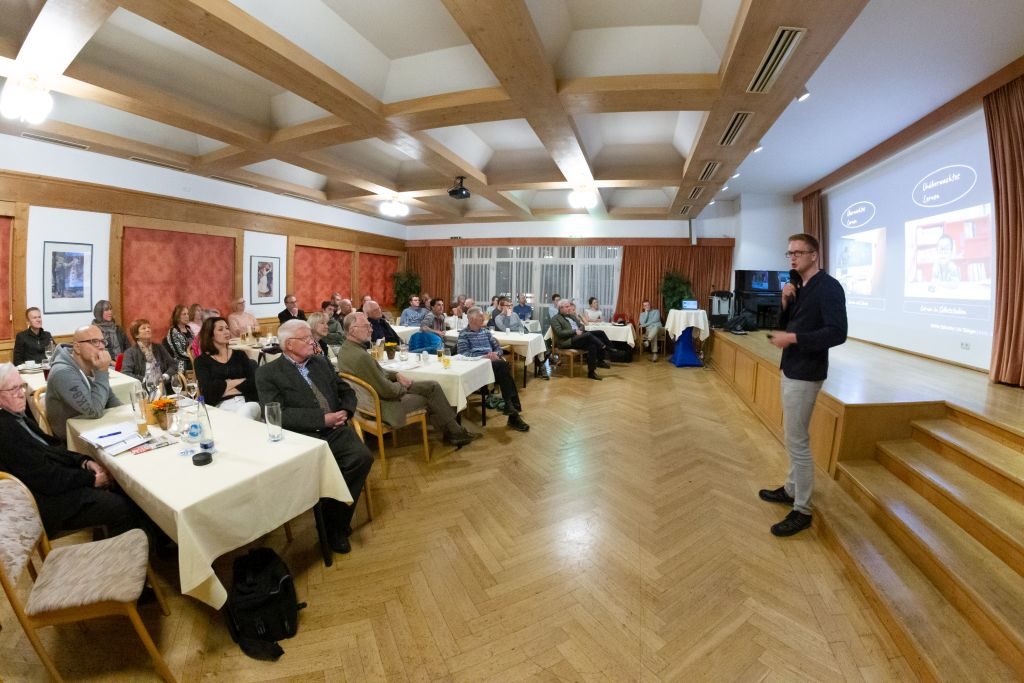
150, 397, 178, 429
384, 341, 398, 359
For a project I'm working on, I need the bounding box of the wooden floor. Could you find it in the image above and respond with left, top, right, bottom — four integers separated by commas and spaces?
0, 360, 920, 682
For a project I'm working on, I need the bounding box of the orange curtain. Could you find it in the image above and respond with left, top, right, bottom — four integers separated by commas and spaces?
406, 246, 454, 305
0, 216, 12, 340
616, 245, 734, 320
358, 253, 398, 307
984, 76, 1024, 386
294, 245, 352, 314
802, 189, 828, 270
122, 227, 234, 342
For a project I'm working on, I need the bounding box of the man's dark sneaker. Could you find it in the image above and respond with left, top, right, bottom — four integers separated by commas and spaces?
508, 413, 530, 432
587, 371, 602, 380
328, 533, 352, 554
758, 486, 795, 505
597, 361, 612, 369
448, 430, 482, 447
770, 510, 812, 537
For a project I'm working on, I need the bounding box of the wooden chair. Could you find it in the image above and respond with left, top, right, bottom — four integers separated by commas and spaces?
557, 348, 586, 377
638, 323, 668, 360
0, 473, 175, 682
31, 386, 52, 436
339, 372, 429, 479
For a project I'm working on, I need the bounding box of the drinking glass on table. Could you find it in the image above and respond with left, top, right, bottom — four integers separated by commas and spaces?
185, 380, 199, 400
398, 343, 409, 361
265, 402, 283, 442
170, 374, 183, 396
131, 387, 149, 436
442, 347, 451, 369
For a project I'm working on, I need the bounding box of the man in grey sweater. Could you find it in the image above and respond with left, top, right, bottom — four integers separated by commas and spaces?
45, 325, 121, 442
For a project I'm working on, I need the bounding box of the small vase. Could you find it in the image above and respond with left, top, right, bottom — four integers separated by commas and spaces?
156, 411, 174, 430
386, 346, 396, 360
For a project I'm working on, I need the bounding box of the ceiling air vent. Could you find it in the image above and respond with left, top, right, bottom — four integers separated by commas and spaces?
280, 191, 320, 203
718, 112, 752, 146
679, 205, 692, 216
20, 132, 88, 150
688, 186, 704, 200
747, 26, 806, 94
209, 175, 257, 189
129, 156, 187, 172
698, 161, 720, 182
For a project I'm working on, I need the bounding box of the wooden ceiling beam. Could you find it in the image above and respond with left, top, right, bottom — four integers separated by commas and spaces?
559, 73, 720, 115
15, 0, 115, 78
384, 87, 521, 130
668, 0, 869, 218
282, 150, 396, 196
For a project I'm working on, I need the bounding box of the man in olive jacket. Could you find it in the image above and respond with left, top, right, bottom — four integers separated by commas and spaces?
337, 313, 479, 447
256, 319, 373, 554
549, 300, 609, 380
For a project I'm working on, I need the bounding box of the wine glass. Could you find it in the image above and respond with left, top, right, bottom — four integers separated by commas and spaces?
170, 374, 183, 396
45, 340, 57, 364
185, 380, 199, 400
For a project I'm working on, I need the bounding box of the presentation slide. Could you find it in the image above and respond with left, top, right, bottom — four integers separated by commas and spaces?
826, 110, 995, 369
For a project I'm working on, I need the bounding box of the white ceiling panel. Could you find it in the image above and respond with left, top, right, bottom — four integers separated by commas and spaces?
48, 92, 221, 157
595, 144, 684, 169
323, 138, 410, 179
524, 0, 572, 63
382, 45, 499, 103
243, 159, 328, 190
530, 189, 572, 209
269, 92, 332, 129
698, 0, 744, 58
606, 188, 676, 208
321, 0, 469, 59
422, 126, 493, 171
466, 119, 545, 152
578, 112, 680, 147
556, 26, 720, 78
672, 111, 706, 159
565, 0, 701, 29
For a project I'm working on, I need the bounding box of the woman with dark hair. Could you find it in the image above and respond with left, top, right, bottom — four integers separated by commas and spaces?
187, 303, 204, 336
166, 304, 194, 373
583, 297, 603, 322
121, 318, 177, 384
92, 300, 129, 362
192, 317, 260, 420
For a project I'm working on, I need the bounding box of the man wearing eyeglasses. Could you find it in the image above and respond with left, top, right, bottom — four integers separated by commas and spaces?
256, 319, 374, 555
45, 325, 122, 443
0, 363, 140, 537
759, 233, 847, 537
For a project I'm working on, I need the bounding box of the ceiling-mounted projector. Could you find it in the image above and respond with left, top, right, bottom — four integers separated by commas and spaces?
448, 176, 471, 200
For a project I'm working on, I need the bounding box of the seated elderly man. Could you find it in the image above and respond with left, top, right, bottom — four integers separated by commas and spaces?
45, 325, 122, 442
399, 295, 427, 327
0, 363, 140, 537
457, 307, 529, 432
339, 313, 481, 447
490, 297, 525, 332
227, 297, 259, 338
364, 301, 401, 344
550, 300, 610, 381
337, 297, 354, 320
256, 320, 374, 554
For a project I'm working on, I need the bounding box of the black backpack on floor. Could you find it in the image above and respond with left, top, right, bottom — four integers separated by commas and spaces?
224, 548, 306, 661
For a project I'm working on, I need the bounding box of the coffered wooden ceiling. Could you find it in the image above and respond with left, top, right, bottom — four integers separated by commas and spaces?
0, 0, 867, 225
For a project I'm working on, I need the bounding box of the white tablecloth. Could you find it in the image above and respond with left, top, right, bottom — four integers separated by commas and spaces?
524, 320, 541, 333
392, 326, 420, 343
66, 404, 352, 609
380, 354, 494, 412
229, 342, 280, 364
665, 309, 710, 341
21, 369, 141, 405
544, 323, 636, 347
445, 330, 546, 361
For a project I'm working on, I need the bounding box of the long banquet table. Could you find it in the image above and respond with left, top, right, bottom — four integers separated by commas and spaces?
66, 404, 352, 609
445, 329, 546, 387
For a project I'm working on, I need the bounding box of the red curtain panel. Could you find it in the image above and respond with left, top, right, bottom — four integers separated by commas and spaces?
358, 253, 398, 307
121, 227, 235, 342
0, 217, 11, 340
293, 245, 352, 314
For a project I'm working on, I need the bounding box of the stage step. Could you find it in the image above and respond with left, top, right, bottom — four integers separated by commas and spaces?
816, 478, 1016, 682
877, 439, 1024, 577
838, 459, 1024, 674
911, 418, 1024, 503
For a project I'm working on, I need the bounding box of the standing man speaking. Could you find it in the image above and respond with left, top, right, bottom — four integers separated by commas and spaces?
759, 233, 847, 537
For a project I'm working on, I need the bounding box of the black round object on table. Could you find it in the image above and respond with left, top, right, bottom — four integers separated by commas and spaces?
192, 451, 213, 466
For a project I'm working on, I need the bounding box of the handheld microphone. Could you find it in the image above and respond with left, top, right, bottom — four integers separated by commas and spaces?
788, 269, 803, 288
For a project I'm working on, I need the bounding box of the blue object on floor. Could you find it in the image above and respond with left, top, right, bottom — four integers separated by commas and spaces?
671, 327, 703, 367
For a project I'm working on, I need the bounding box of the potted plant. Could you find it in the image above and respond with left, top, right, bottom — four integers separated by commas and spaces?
661, 271, 695, 311
150, 397, 178, 430
392, 270, 422, 313
384, 341, 398, 359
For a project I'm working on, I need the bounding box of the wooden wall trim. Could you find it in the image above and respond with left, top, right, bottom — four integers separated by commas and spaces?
795, 54, 1024, 200
0, 201, 15, 215
408, 237, 735, 248
11, 202, 29, 335
0, 169, 405, 251
109, 214, 124, 321
119, 214, 245, 241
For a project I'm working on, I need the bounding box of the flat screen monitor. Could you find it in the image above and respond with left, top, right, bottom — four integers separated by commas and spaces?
681, 299, 698, 310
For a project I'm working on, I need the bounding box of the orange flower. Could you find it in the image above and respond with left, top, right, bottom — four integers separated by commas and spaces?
150, 397, 178, 414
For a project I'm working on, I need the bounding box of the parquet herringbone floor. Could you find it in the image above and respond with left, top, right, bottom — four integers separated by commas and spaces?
0, 360, 917, 682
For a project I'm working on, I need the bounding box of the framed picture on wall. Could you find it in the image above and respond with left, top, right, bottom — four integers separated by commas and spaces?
251, 255, 280, 305
43, 241, 92, 313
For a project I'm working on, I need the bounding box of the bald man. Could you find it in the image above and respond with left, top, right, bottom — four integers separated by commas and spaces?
45, 325, 121, 442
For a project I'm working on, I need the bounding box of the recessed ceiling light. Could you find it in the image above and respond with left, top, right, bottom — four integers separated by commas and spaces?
568, 187, 598, 209
709, 200, 716, 206
721, 186, 729, 192
753, 146, 763, 153
797, 87, 810, 102
731, 173, 740, 179
379, 197, 409, 218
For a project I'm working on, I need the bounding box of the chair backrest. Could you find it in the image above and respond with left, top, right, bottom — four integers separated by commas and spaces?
338, 372, 382, 424
115, 353, 124, 371
0, 474, 45, 584
31, 386, 52, 436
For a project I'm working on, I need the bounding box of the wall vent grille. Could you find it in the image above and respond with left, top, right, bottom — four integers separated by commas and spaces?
747, 27, 806, 93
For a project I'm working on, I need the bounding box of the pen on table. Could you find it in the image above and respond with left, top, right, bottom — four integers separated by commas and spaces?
98, 431, 122, 439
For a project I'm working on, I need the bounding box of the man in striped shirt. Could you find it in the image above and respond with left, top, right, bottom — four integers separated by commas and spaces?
457, 307, 529, 432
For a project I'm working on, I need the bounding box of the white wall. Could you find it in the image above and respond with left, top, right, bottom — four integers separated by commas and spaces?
733, 193, 802, 272
26, 206, 111, 335
406, 216, 692, 240
242, 231, 288, 318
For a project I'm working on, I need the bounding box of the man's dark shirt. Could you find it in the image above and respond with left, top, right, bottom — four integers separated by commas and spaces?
13, 328, 53, 365
278, 308, 306, 324
778, 271, 847, 382
369, 317, 401, 344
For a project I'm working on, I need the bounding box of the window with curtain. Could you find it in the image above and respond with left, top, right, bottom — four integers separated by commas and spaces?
453, 245, 622, 322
